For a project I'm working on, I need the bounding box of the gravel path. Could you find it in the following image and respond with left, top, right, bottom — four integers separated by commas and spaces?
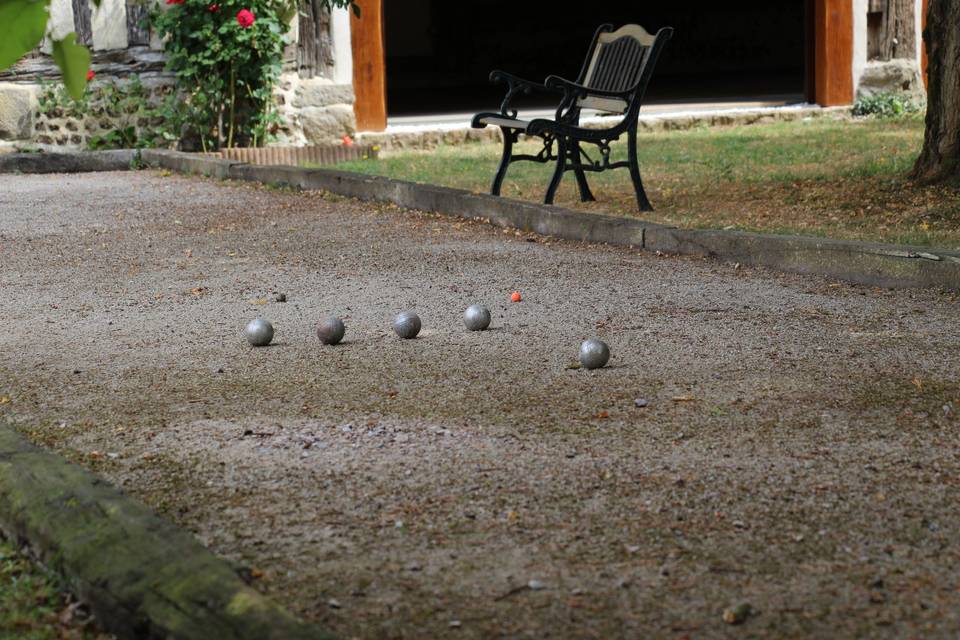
1, 171, 958, 639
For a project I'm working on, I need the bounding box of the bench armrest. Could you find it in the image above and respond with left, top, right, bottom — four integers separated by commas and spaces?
543, 75, 631, 99
488, 70, 561, 117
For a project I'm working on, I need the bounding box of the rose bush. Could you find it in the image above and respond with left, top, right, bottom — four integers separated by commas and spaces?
151, 0, 286, 150
151, 0, 358, 151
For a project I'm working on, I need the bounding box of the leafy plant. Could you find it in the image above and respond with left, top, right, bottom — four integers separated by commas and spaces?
38, 75, 180, 150
852, 92, 924, 118
151, 0, 357, 151
1, 0, 94, 100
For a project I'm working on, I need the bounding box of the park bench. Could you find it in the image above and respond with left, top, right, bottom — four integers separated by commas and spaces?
471, 24, 673, 211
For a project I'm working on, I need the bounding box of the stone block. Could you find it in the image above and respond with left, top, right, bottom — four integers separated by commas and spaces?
92, 0, 129, 50
857, 59, 925, 100
300, 104, 355, 144
294, 78, 355, 108
0, 84, 37, 140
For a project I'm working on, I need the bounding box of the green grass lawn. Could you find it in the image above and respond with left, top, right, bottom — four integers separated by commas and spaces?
0, 537, 109, 640
331, 117, 960, 249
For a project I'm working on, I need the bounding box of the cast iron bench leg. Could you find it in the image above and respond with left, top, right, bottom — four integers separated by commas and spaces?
627, 128, 653, 211
491, 127, 515, 196
572, 141, 596, 202
544, 137, 567, 205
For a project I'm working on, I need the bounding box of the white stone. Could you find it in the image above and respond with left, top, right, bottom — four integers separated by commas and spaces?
300, 104, 356, 143
0, 84, 37, 141
295, 78, 354, 108
43, 0, 76, 52
330, 6, 353, 85
92, 0, 129, 51
856, 59, 925, 100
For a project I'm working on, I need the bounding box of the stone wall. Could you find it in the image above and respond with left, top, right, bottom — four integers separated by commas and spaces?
0, 0, 355, 151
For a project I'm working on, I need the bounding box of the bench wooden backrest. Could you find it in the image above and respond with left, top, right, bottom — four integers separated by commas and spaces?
577, 25, 660, 114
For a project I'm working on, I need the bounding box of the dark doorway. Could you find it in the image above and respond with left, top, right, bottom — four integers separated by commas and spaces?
383, 1, 806, 117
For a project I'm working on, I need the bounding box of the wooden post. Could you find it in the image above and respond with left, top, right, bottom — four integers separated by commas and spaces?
813, 0, 854, 105
351, 0, 387, 131
72, 0, 93, 46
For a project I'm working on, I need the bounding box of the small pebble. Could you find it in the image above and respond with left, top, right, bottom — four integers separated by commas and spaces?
274, 293, 287, 302
634, 398, 649, 407
527, 579, 545, 591
722, 603, 752, 625
449, 620, 461, 628
327, 598, 342, 609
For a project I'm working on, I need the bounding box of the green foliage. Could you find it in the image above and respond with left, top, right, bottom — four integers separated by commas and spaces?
50, 32, 91, 102
1, 0, 96, 100
0, 0, 48, 70
852, 92, 924, 118
38, 76, 180, 150
0, 537, 104, 639
3, 0, 357, 140
150, 0, 359, 150
151, 0, 286, 150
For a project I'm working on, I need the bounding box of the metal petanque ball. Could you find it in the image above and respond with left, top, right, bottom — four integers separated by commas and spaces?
463, 304, 491, 331
579, 338, 610, 370
245, 318, 274, 347
393, 311, 421, 339
316, 316, 346, 345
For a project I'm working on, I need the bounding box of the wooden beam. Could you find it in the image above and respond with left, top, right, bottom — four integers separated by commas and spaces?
351, 0, 386, 132
72, 0, 93, 46
813, 0, 854, 105
125, 1, 151, 47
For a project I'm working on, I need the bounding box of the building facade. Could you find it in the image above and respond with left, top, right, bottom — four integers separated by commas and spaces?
0, 0, 929, 150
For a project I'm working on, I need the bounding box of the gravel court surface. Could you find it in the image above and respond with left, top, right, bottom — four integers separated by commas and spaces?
1, 170, 959, 639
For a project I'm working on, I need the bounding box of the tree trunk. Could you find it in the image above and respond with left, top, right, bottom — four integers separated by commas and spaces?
911, 0, 960, 183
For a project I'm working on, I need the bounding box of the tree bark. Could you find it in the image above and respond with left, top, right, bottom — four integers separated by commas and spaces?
911, 0, 960, 183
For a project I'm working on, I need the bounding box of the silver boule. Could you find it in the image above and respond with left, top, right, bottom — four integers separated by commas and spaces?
579, 338, 610, 369
316, 316, 346, 345
463, 304, 491, 331
393, 311, 421, 339
245, 318, 274, 347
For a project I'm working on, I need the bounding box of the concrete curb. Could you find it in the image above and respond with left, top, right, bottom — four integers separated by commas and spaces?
0, 149, 135, 173
139, 149, 241, 180
220, 162, 960, 291
0, 424, 335, 640
1, 150, 957, 290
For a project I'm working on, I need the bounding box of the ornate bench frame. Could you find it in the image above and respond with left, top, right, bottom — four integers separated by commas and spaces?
472, 24, 673, 211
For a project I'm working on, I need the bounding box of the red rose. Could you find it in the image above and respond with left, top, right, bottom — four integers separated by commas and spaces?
166, 0, 184, 4
86, 69, 95, 81
236, 8, 254, 28
208, 3, 219, 10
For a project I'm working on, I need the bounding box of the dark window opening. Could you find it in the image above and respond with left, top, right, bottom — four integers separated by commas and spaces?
384, 0, 806, 117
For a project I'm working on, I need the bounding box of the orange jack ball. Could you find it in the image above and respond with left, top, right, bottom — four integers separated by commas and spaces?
510, 291, 522, 302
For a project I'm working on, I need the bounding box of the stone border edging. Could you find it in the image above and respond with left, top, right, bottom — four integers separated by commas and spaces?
140, 151, 959, 291
3, 149, 958, 290
0, 149, 136, 173
0, 424, 334, 640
